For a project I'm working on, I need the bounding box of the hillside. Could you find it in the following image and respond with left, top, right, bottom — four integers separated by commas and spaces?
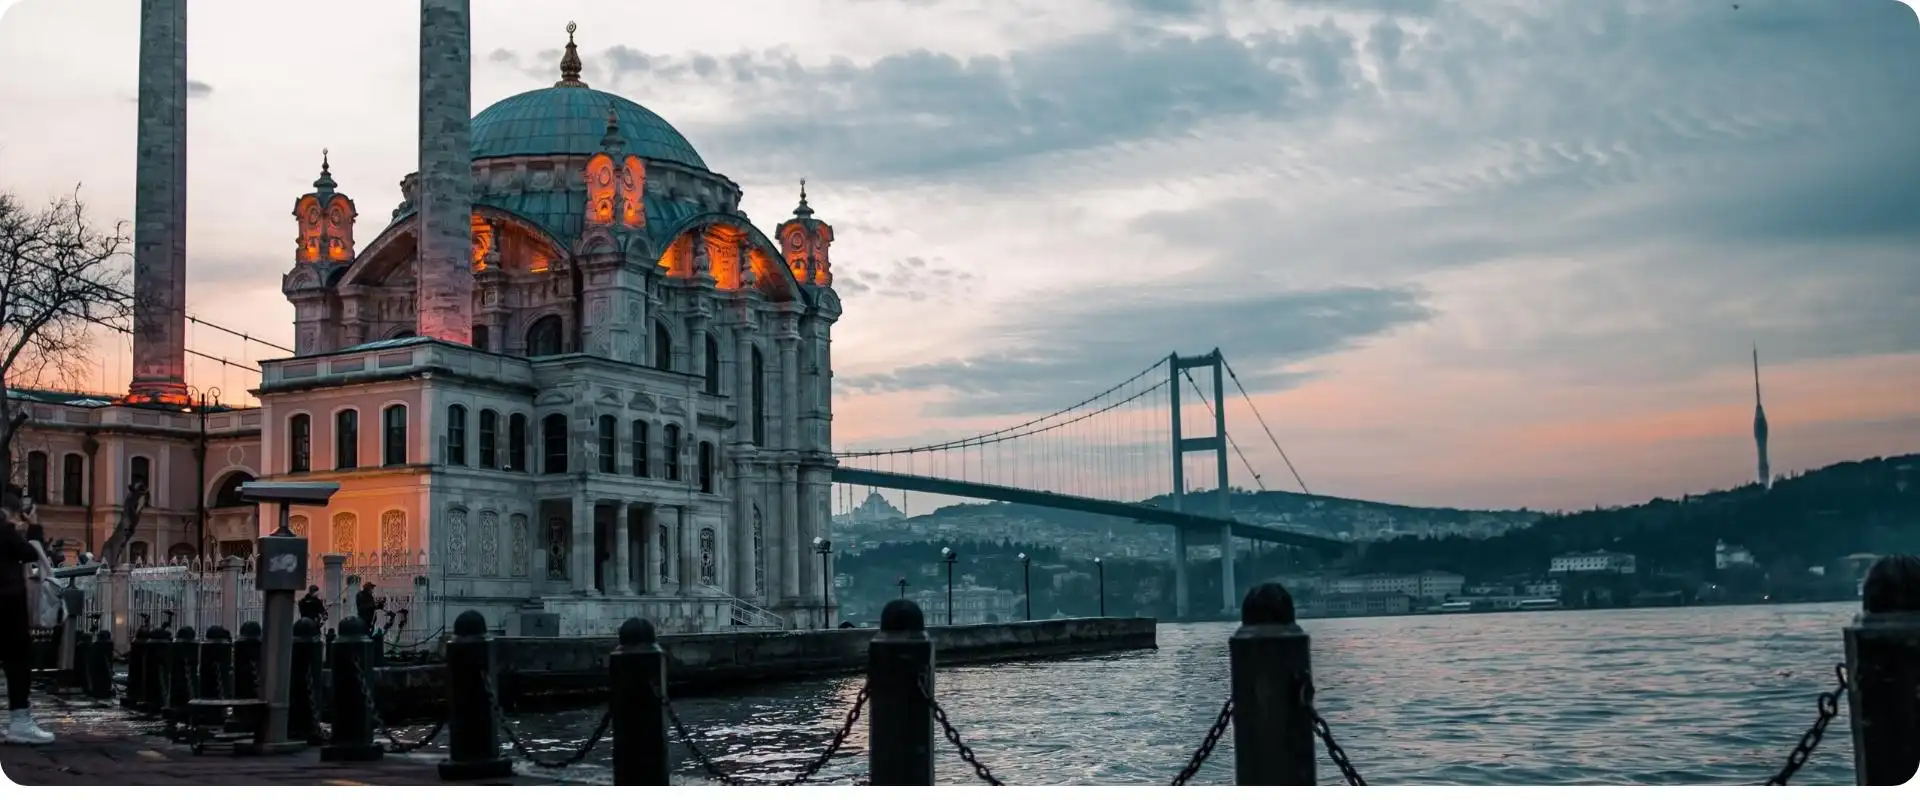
1353, 454, 1920, 581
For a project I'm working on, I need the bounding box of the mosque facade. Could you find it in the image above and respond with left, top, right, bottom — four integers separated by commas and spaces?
5, 5, 842, 635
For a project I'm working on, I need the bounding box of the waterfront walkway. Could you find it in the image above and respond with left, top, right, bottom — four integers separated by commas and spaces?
0, 690, 558, 787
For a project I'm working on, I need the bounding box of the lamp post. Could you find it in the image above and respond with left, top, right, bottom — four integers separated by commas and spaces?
191, 386, 221, 559
897, 577, 908, 599
1095, 557, 1105, 617
1018, 552, 1031, 621
813, 537, 832, 629
940, 547, 957, 626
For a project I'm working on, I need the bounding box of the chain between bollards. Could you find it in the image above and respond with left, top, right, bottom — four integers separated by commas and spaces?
483, 670, 614, 769
346, 651, 445, 755
1763, 662, 1849, 786
654, 680, 871, 786
1170, 698, 1235, 786
916, 674, 1004, 786
1300, 672, 1366, 786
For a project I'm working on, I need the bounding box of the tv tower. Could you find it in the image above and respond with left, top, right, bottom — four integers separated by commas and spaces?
1752, 344, 1770, 489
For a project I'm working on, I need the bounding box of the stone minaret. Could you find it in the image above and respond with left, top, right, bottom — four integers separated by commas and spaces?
415, 0, 475, 344
1752, 345, 1770, 489
127, 0, 190, 405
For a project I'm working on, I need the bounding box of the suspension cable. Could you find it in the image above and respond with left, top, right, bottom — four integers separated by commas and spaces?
1218, 356, 1310, 495
1179, 366, 1267, 493
834, 355, 1173, 458
11, 290, 262, 375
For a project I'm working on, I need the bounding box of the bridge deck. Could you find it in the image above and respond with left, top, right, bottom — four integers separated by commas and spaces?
831, 467, 1346, 555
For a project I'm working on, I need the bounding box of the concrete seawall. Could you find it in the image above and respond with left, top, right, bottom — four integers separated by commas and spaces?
369, 616, 1156, 719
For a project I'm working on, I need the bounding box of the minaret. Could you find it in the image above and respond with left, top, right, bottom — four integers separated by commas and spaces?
127, 0, 190, 406
414, 0, 475, 344
1752, 344, 1770, 489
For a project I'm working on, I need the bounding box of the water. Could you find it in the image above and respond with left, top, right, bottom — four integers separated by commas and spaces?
388, 602, 1861, 785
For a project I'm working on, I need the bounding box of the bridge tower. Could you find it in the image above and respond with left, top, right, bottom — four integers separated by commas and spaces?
1168, 349, 1235, 620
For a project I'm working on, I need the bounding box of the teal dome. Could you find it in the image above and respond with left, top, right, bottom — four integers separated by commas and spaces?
469, 86, 706, 169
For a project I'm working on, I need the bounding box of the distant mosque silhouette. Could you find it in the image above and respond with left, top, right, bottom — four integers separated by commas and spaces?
1752, 344, 1771, 490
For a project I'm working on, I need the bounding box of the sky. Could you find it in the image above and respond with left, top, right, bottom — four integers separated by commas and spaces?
0, 0, 1916, 514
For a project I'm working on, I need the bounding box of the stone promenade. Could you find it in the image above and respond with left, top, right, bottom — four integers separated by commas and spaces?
0, 692, 560, 787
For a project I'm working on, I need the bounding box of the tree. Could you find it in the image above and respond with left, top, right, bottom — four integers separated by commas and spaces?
0, 187, 132, 486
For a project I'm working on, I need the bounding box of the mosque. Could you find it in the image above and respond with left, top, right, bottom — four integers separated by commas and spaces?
6, 3, 841, 634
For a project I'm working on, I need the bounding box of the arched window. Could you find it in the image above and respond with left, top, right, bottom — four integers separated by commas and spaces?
288, 414, 312, 473
211, 472, 251, 508
60, 453, 83, 506
750, 346, 767, 446
663, 424, 682, 482
653, 321, 673, 370
446, 404, 469, 466
698, 441, 715, 494
335, 409, 359, 469
130, 456, 151, 491
479, 409, 499, 469
472, 324, 491, 352
382, 405, 408, 466
630, 420, 650, 478
597, 415, 618, 473
527, 314, 565, 357
703, 334, 721, 394
542, 413, 569, 474
25, 451, 48, 504
508, 413, 528, 472
389, 328, 416, 339
658, 524, 671, 581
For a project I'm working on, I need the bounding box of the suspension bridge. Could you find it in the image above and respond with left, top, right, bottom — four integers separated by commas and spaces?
830, 349, 1346, 619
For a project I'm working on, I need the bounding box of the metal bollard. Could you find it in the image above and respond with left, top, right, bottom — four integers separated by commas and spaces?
87, 629, 114, 699
200, 626, 233, 726
1230, 582, 1315, 785
868, 598, 935, 786
1845, 554, 1920, 786
610, 617, 669, 785
122, 628, 147, 708
439, 610, 512, 781
320, 617, 382, 761
139, 628, 166, 714
230, 621, 263, 734
289, 617, 322, 745
167, 627, 199, 723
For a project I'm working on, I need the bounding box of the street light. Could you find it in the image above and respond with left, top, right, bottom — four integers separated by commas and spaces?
1094, 557, 1106, 617
813, 537, 832, 629
941, 547, 957, 626
897, 576, 908, 598
1018, 552, 1031, 621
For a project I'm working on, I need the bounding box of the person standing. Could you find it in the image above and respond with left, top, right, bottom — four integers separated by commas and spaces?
355, 583, 378, 630
297, 585, 326, 623
1, 489, 56, 745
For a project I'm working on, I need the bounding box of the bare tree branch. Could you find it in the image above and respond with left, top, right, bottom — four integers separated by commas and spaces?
0, 186, 132, 483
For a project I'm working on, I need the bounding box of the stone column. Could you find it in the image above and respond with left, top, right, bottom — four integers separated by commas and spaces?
780, 462, 800, 599
612, 503, 632, 595
128, 0, 189, 404
733, 316, 756, 433
778, 326, 800, 451
641, 505, 661, 595
415, 0, 475, 344
323, 554, 346, 621
570, 495, 593, 594
731, 455, 755, 598
689, 309, 711, 389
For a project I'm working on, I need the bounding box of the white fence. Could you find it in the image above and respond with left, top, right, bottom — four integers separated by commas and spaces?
79, 551, 443, 655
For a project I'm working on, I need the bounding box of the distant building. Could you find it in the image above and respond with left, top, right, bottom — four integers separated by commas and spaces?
1305, 592, 1413, 617
911, 577, 1020, 625
839, 490, 905, 526
1549, 551, 1637, 575
1327, 571, 1462, 602
1715, 540, 1757, 570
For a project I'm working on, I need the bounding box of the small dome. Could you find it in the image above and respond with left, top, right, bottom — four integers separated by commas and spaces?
469, 86, 707, 169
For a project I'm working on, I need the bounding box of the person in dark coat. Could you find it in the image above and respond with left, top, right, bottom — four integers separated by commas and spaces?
1, 487, 56, 745
355, 583, 379, 630
297, 586, 326, 622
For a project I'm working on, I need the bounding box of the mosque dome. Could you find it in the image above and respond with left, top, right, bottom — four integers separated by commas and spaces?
467, 23, 705, 169
469, 86, 706, 169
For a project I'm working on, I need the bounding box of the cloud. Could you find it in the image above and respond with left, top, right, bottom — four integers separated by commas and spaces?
836, 256, 976, 302
536, 21, 1371, 182
838, 282, 1432, 416
186, 80, 213, 98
